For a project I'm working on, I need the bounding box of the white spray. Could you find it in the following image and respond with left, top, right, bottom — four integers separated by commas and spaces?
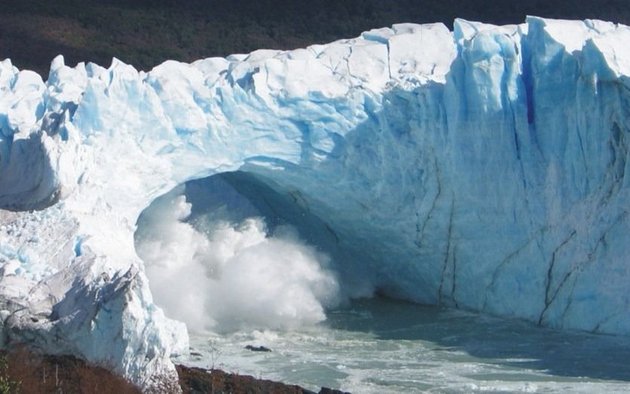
135, 187, 340, 333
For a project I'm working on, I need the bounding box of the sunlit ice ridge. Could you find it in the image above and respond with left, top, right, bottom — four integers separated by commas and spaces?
1, 16, 630, 390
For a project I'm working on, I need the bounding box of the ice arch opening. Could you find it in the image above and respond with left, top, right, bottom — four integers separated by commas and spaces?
134, 171, 372, 333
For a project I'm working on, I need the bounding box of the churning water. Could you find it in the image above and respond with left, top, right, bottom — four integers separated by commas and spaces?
176, 297, 630, 393
137, 173, 630, 393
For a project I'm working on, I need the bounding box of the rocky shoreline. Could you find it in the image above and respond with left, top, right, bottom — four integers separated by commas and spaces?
177, 365, 348, 394
1, 349, 348, 393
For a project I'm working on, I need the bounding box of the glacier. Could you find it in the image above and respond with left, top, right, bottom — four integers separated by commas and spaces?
1, 16, 630, 389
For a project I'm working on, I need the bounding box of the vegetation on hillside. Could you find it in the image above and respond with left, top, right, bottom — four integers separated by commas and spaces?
1, 349, 139, 394
0, 356, 20, 394
1, 0, 629, 76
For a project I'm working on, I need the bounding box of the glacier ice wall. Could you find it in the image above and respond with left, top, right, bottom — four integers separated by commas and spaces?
1, 16, 630, 388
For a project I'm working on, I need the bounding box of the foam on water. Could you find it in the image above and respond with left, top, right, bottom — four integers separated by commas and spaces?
178, 298, 630, 393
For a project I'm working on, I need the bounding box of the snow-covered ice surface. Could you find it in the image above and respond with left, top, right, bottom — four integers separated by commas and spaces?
2, 16, 630, 389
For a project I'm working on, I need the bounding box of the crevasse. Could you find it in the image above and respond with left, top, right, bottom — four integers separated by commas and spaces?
1, 17, 629, 389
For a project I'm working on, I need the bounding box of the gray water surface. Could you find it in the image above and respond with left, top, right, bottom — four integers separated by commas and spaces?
179, 298, 630, 393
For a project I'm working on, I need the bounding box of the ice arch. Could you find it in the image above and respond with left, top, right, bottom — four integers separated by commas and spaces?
1, 17, 630, 391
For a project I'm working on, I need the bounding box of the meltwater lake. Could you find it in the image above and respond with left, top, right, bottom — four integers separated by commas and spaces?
178, 297, 630, 393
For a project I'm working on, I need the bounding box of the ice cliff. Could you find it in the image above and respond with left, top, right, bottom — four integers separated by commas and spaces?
1, 16, 630, 389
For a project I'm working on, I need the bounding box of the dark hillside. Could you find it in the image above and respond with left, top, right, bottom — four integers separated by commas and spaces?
1, 0, 629, 76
